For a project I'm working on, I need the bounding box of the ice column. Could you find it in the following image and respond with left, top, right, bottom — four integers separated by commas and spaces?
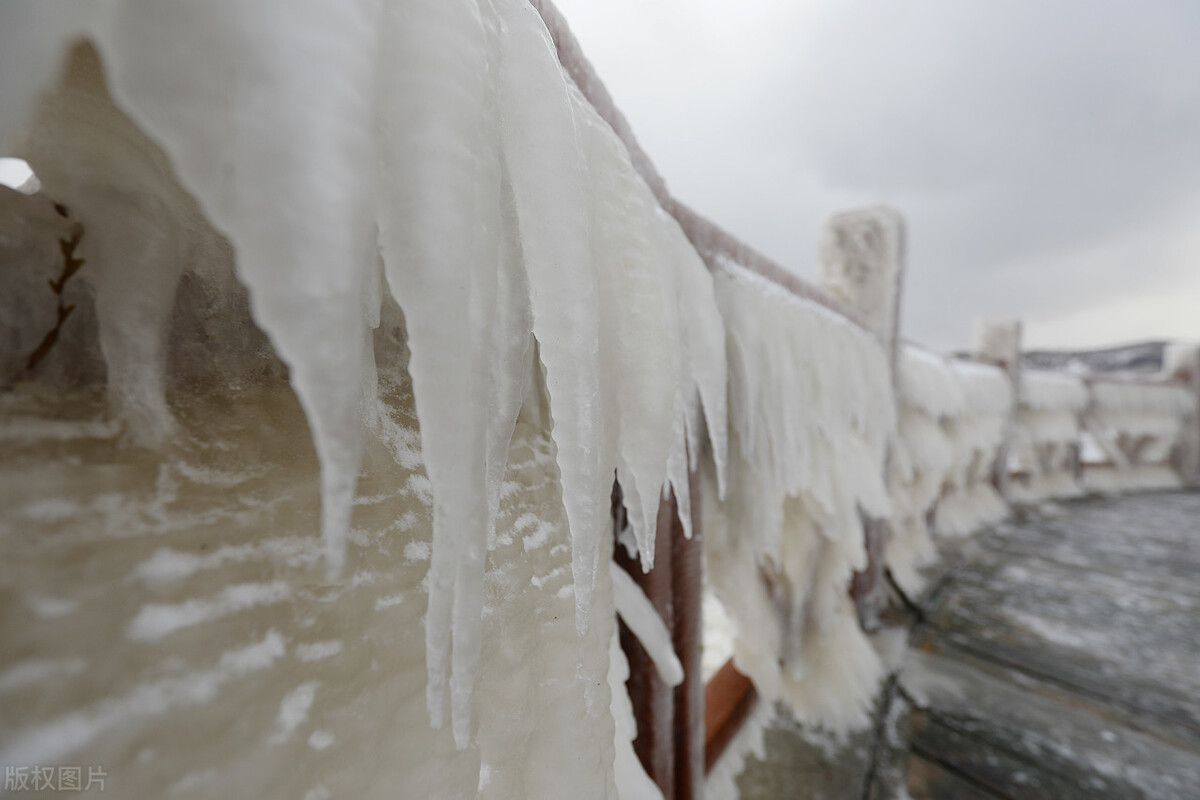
816, 207, 905, 630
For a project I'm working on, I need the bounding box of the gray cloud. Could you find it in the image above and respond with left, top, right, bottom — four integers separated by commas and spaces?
556, 0, 1200, 349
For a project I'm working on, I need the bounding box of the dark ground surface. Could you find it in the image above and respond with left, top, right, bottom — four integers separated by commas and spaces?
734, 491, 1200, 799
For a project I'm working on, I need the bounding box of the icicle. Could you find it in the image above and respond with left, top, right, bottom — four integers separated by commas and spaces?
611, 566, 683, 686
377, 0, 520, 747
494, 0, 610, 629
572, 86, 672, 570
85, 0, 382, 579
656, 207, 729, 500
706, 257, 894, 732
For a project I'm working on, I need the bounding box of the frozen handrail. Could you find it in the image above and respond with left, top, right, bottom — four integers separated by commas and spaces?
531, 0, 872, 334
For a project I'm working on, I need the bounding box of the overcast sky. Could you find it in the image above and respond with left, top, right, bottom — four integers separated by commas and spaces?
554, 0, 1200, 351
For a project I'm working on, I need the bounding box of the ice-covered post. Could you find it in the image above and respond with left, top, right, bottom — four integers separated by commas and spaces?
816, 206, 905, 630
1163, 342, 1200, 486
611, 480, 704, 800
972, 318, 1023, 499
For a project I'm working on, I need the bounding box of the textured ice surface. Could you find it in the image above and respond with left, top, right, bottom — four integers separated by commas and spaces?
934, 359, 1014, 537
705, 259, 893, 733
888, 347, 962, 592
0, 0, 726, 753
1009, 371, 1089, 503
1085, 381, 1193, 489
0, 371, 618, 798
613, 565, 684, 686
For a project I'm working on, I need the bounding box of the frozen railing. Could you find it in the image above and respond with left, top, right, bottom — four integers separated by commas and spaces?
1082, 373, 1198, 492
533, 6, 1200, 796
1010, 370, 1090, 503
1, 4, 1198, 800
931, 357, 1013, 539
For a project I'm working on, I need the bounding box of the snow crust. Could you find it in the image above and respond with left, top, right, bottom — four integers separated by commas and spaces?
0, 0, 726, 749
705, 258, 893, 733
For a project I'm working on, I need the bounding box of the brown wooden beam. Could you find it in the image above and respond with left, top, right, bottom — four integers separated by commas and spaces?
704, 658, 758, 773
613, 482, 676, 795
672, 470, 703, 799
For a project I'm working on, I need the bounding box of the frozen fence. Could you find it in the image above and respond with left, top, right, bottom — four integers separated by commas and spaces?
1083, 374, 1198, 492
1010, 370, 1090, 503
0, 3, 1197, 800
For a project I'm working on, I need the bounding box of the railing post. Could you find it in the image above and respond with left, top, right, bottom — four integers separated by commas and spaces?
613, 484, 676, 794
673, 468, 704, 799
612, 474, 703, 800
816, 206, 906, 629
972, 318, 1023, 501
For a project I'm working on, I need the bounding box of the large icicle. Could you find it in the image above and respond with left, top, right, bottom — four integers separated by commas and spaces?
377, 0, 527, 747
656, 206, 729, 501
572, 85, 676, 569
1, 0, 735, 765
570, 81, 727, 565
494, 0, 610, 629
89, 0, 382, 576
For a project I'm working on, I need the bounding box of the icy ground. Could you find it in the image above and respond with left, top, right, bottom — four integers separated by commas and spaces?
722, 491, 1200, 800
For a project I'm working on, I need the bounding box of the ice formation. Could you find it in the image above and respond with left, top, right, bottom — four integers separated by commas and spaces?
6, 2, 1200, 797
1162, 342, 1200, 484
613, 565, 684, 687
1009, 371, 1089, 503
888, 345, 963, 592
0, 0, 726, 754
704, 257, 894, 732
934, 359, 1013, 537
1083, 378, 1195, 492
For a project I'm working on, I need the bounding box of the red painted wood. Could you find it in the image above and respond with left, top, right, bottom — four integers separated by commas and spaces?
672, 470, 704, 799
704, 658, 758, 773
